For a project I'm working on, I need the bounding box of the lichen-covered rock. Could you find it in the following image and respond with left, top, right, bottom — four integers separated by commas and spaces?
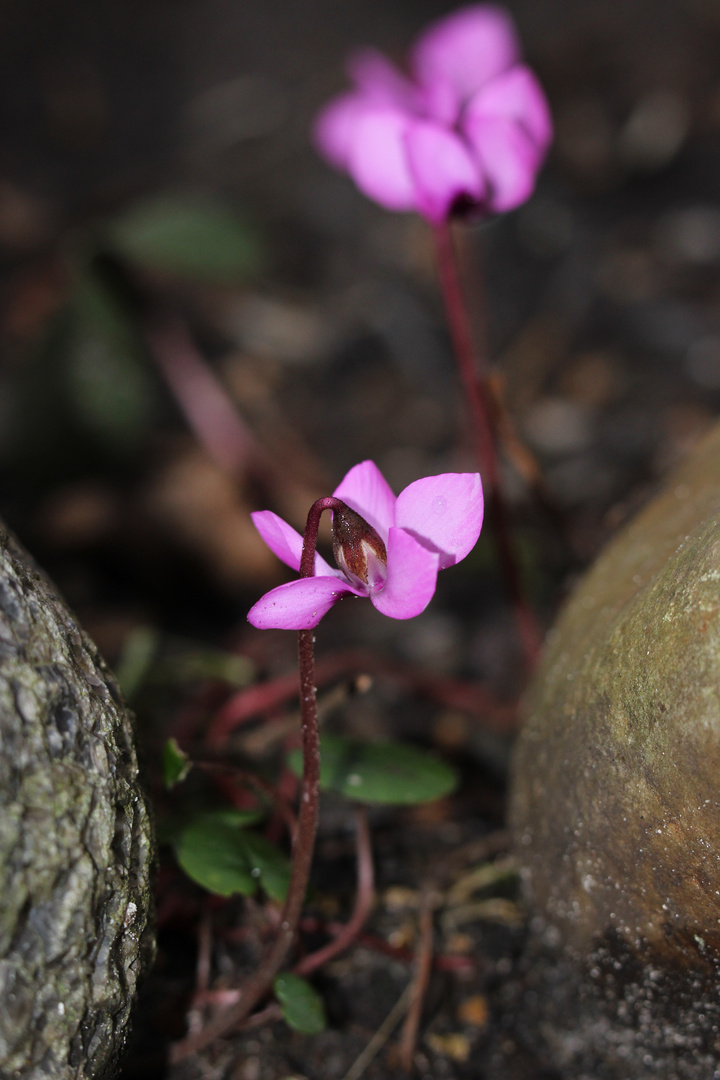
0, 524, 155, 1079
510, 423, 720, 1078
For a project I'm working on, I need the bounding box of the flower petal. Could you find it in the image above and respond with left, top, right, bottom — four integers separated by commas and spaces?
247, 576, 354, 630
333, 460, 397, 541
347, 48, 419, 111
346, 105, 418, 212
404, 120, 484, 222
411, 5, 520, 112
465, 65, 552, 155
371, 527, 440, 619
463, 113, 540, 213
313, 91, 372, 170
394, 473, 483, 568
251, 511, 335, 576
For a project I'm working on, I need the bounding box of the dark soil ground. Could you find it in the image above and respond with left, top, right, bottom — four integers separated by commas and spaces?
2, 1, 720, 1077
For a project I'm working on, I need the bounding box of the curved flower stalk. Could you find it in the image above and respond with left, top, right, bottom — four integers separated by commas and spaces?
178, 461, 483, 1057
314, 4, 552, 223
248, 460, 483, 630
313, 5, 547, 669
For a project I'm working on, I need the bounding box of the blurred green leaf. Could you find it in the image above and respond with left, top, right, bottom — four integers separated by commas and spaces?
273, 973, 326, 1035
150, 642, 254, 688
116, 630, 253, 698
67, 272, 154, 450
174, 811, 289, 900
289, 734, 458, 805
162, 738, 192, 789
106, 194, 263, 282
115, 626, 160, 700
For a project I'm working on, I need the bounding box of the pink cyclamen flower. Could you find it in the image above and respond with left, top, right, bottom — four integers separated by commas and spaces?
248, 460, 483, 630
313, 4, 552, 223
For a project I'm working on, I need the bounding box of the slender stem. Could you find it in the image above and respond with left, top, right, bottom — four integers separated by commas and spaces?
294, 807, 373, 977
171, 497, 343, 1063
342, 983, 416, 1080
146, 315, 263, 477
433, 220, 541, 670
397, 893, 436, 1072
433, 221, 497, 482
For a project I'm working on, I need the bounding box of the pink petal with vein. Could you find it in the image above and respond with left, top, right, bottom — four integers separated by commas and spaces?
251, 511, 335, 576
394, 473, 483, 568
371, 527, 440, 619
411, 5, 520, 106
466, 65, 552, 153
346, 106, 418, 212
464, 113, 539, 212
333, 460, 397, 540
247, 576, 355, 630
405, 120, 484, 222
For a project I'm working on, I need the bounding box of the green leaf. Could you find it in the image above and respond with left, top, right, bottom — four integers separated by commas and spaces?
162, 738, 192, 789
115, 626, 159, 700
238, 831, 292, 903
174, 811, 289, 900
273, 973, 326, 1035
288, 734, 458, 805
150, 642, 254, 688
67, 272, 154, 450
106, 194, 263, 282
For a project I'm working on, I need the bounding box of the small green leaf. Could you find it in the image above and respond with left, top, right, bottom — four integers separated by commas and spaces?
67, 272, 154, 451
162, 738, 192, 789
115, 626, 159, 700
174, 811, 289, 900
273, 973, 326, 1034
151, 642, 254, 688
289, 734, 458, 806
106, 194, 263, 282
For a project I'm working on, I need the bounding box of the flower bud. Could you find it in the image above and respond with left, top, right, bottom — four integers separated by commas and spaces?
332, 503, 387, 593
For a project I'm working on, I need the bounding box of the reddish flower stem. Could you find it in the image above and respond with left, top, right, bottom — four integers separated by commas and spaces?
294, 807, 373, 977
171, 497, 343, 1063
146, 315, 264, 478
432, 220, 541, 670
398, 893, 436, 1072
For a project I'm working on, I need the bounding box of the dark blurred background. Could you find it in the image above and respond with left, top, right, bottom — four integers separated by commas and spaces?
2, 0, 720, 657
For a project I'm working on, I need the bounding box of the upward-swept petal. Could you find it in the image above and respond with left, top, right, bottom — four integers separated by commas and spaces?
464, 65, 552, 155
394, 473, 483, 568
464, 113, 540, 213
247, 576, 355, 631
411, 5, 520, 109
333, 460, 397, 540
251, 511, 335, 576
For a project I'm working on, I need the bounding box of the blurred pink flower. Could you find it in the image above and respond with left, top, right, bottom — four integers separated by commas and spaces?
248, 460, 483, 630
313, 4, 552, 222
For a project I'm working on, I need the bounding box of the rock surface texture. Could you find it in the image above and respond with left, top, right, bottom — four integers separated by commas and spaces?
0, 524, 154, 1079
510, 422, 720, 1079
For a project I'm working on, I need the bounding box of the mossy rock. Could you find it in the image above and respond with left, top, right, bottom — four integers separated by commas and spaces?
0, 524, 155, 1079
510, 423, 720, 1077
